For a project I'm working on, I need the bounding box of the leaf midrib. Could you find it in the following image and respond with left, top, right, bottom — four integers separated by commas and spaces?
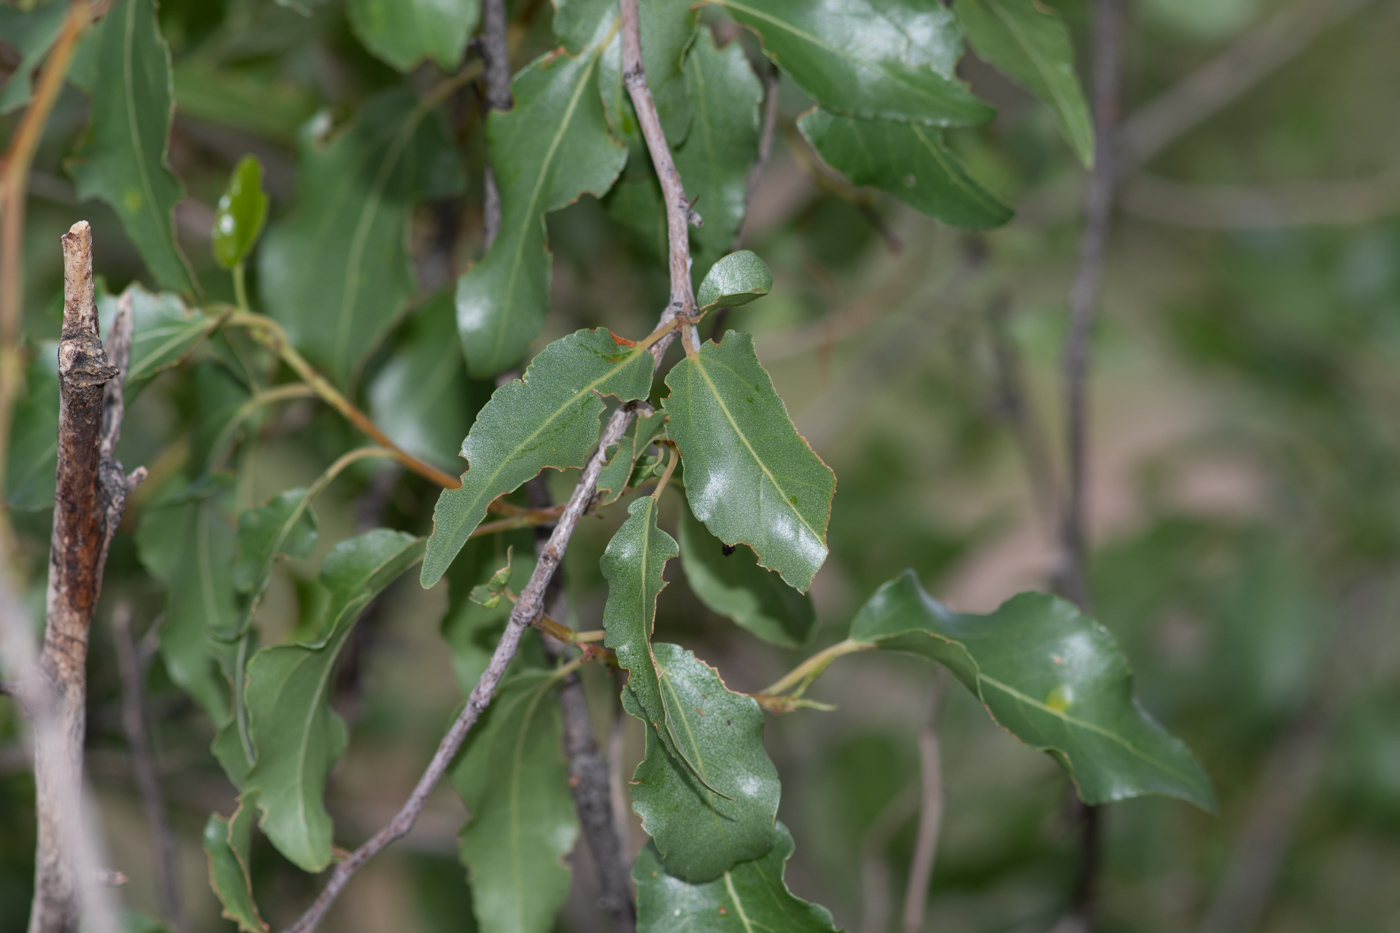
983, 0, 1085, 154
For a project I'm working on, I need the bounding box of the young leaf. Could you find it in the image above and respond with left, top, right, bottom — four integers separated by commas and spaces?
212, 156, 270, 270
441, 535, 543, 692
70, 0, 196, 293
0, 2, 68, 115
230, 489, 318, 641
634, 823, 841, 932
450, 672, 578, 933
368, 292, 488, 474
663, 332, 835, 592
596, 409, 667, 506
348, 0, 479, 73
954, 0, 1094, 167
456, 44, 627, 377
203, 792, 267, 933
708, 0, 993, 128
696, 250, 773, 312
244, 530, 425, 872
136, 483, 240, 726
260, 88, 465, 387
799, 109, 1013, 229
4, 346, 59, 511
678, 504, 815, 649
627, 644, 781, 882
421, 328, 655, 588
673, 29, 763, 278
850, 571, 1218, 811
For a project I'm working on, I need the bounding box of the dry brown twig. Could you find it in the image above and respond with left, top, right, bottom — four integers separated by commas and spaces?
277, 0, 696, 925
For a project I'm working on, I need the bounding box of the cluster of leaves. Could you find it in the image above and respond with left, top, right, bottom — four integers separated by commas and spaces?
0, 0, 1220, 930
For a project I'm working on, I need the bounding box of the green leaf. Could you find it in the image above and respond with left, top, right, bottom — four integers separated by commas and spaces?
673, 30, 764, 277
441, 534, 543, 692
627, 644, 781, 882
348, 0, 479, 72
954, 0, 1094, 166
212, 711, 254, 790
696, 251, 772, 312
231, 489, 318, 640
70, 0, 196, 292
421, 328, 655, 588
634, 823, 841, 932
596, 409, 667, 506
0, 1, 69, 115
849, 571, 1218, 810
597, 0, 693, 148
4, 345, 58, 511
678, 504, 815, 648
203, 792, 267, 933
172, 59, 319, 144
136, 483, 240, 725
455, 46, 627, 377
709, 0, 993, 127
368, 293, 488, 474
213, 156, 270, 270
450, 672, 578, 933
99, 285, 223, 393
663, 332, 835, 592
244, 529, 425, 872
260, 88, 465, 387
799, 109, 1012, 229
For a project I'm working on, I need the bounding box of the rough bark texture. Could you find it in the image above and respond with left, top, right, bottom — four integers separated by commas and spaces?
30, 221, 137, 933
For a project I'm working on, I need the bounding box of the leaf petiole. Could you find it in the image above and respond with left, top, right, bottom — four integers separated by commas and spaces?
757, 638, 873, 699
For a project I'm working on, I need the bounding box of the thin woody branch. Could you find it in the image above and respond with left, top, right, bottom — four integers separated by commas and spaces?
278, 1, 700, 923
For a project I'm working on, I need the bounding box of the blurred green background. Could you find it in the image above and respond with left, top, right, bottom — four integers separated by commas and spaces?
3, 0, 1400, 931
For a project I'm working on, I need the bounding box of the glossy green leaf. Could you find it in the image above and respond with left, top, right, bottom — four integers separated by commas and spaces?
696, 251, 772, 312
663, 332, 835, 592
627, 644, 781, 882
213, 156, 270, 270
850, 571, 1218, 810
450, 671, 577, 933
456, 45, 627, 377
349, 0, 479, 72
597, 0, 693, 148
673, 31, 763, 277
422, 328, 655, 587
212, 712, 253, 791
368, 293, 487, 474
678, 504, 815, 648
136, 483, 239, 725
231, 489, 318, 640
203, 792, 266, 933
244, 530, 425, 871
634, 823, 841, 932
70, 0, 195, 292
799, 109, 1012, 229
954, 0, 1093, 166
4, 345, 58, 511
0, 2, 68, 115
709, 0, 992, 127
260, 89, 465, 387
596, 409, 667, 506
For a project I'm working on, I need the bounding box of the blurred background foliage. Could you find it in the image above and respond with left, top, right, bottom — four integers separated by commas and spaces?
3, 0, 1400, 931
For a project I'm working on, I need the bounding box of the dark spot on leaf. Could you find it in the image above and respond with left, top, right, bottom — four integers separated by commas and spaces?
721, 543, 737, 556
790, 496, 797, 505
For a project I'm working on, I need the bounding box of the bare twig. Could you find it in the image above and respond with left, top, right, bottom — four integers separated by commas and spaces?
902, 673, 948, 933
111, 604, 184, 933
859, 785, 918, 933
1118, 0, 1375, 167
734, 62, 781, 251
479, 0, 513, 248
1118, 169, 1400, 229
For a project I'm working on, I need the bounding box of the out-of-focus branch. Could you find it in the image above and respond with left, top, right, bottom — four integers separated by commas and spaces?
111, 604, 184, 933
1118, 169, 1400, 229
1118, 0, 1375, 167
479, 0, 513, 248
902, 673, 948, 933
734, 63, 781, 251
859, 785, 918, 933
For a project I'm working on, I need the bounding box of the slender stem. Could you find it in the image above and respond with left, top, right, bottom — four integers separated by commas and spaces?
207, 383, 319, 471
232, 262, 251, 315
758, 638, 872, 698
649, 443, 677, 500
734, 62, 780, 251
224, 311, 464, 490
479, 0, 512, 249
901, 673, 947, 933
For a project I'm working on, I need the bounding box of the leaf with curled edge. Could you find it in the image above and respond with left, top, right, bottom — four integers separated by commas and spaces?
260, 88, 465, 387
203, 791, 266, 933
449, 671, 578, 933
244, 530, 425, 872
707, 0, 993, 128
634, 823, 841, 932
696, 251, 772, 313
456, 30, 627, 377
849, 571, 1217, 811
954, 0, 1093, 166
70, 0, 196, 292
663, 331, 835, 592
799, 109, 1012, 230
421, 328, 654, 588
